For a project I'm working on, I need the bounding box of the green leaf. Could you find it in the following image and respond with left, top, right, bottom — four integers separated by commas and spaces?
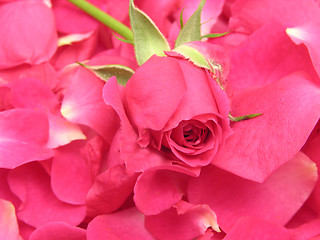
173, 44, 211, 70
175, 0, 206, 48
229, 113, 263, 122
129, 0, 170, 65
77, 62, 134, 86
201, 31, 230, 39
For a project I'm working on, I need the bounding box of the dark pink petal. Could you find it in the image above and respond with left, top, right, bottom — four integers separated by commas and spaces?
145, 201, 219, 240
87, 208, 154, 240
125, 55, 187, 131
103, 77, 169, 172
29, 222, 86, 240
213, 72, 320, 182
51, 141, 92, 205
18, 221, 35, 240
86, 165, 138, 218
302, 121, 320, 215
61, 67, 119, 145
188, 152, 318, 232
8, 162, 86, 227
0, 169, 20, 207
223, 217, 291, 240
0, 199, 20, 240
227, 22, 319, 91
0, 0, 57, 68
0, 109, 53, 169
287, 21, 320, 79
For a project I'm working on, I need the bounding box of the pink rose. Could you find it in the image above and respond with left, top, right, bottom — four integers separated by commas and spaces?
104, 53, 232, 171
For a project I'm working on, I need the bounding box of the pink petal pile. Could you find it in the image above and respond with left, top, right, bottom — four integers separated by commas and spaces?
1, 0, 320, 239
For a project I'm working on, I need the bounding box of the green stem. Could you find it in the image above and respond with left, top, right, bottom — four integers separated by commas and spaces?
67, 0, 133, 41
229, 113, 263, 122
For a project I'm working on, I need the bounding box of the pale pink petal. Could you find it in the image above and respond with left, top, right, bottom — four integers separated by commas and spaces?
0, 199, 20, 240
87, 208, 154, 240
29, 222, 86, 240
223, 217, 291, 240
61, 67, 119, 145
145, 201, 219, 240
8, 162, 86, 227
213, 73, 320, 182
0, 0, 57, 68
86, 165, 138, 218
51, 141, 92, 205
286, 21, 320, 79
0, 109, 53, 169
188, 152, 318, 232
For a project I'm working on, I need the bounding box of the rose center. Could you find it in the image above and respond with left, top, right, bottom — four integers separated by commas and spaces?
182, 124, 208, 147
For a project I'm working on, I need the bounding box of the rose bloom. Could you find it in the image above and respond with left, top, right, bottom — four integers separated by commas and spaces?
104, 52, 232, 171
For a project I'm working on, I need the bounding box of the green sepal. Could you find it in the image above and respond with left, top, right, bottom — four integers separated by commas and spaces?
201, 31, 229, 39
175, 0, 206, 48
77, 62, 134, 86
229, 113, 263, 122
129, 0, 170, 65
173, 44, 211, 70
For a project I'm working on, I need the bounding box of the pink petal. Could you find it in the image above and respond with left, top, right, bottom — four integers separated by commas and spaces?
230, 0, 320, 33
0, 169, 20, 207
86, 165, 138, 218
61, 67, 119, 145
87, 208, 154, 240
133, 169, 185, 215
213, 72, 320, 182
290, 218, 320, 240
51, 141, 92, 205
286, 21, 320, 79
227, 21, 319, 91
8, 162, 86, 228
125, 55, 187, 131
10, 78, 86, 148
103, 77, 169, 172
29, 222, 86, 240
188, 152, 318, 232
0, 63, 57, 89
145, 201, 219, 240
0, 0, 57, 68
223, 217, 291, 240
0, 199, 20, 240
0, 109, 53, 169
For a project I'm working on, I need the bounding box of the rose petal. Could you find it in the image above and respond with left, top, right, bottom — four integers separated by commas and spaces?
86, 165, 138, 218
51, 141, 92, 205
125, 55, 187, 131
0, 199, 20, 240
290, 218, 320, 240
145, 201, 219, 240
29, 222, 86, 240
61, 67, 119, 145
86, 208, 154, 240
0, 0, 57, 68
188, 152, 318, 232
0, 109, 53, 169
223, 217, 291, 240
214, 72, 320, 182
8, 162, 86, 227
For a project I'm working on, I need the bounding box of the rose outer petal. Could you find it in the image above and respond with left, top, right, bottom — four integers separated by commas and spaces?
188, 152, 318, 232
0, 199, 20, 240
213, 72, 320, 182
